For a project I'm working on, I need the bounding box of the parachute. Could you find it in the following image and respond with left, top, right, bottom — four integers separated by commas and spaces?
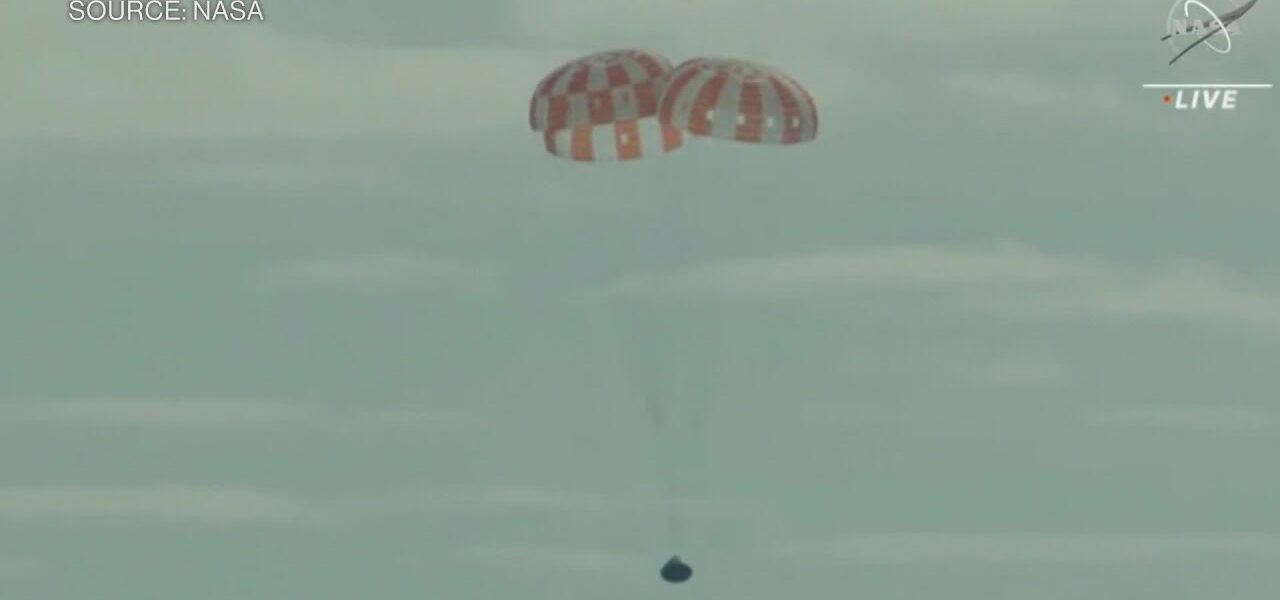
529, 49, 673, 132
542, 118, 682, 162
527, 50, 818, 579
529, 49, 683, 162
661, 57, 818, 145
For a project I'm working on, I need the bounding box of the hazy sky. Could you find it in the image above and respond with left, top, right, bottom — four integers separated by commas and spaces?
3, 1, 1279, 598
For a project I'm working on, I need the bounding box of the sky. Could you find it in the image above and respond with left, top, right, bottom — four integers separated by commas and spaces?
2, 0, 1280, 598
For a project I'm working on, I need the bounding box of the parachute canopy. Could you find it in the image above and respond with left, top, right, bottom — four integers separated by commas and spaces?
659, 57, 818, 145
528, 51, 818, 160
529, 49, 683, 162
529, 49, 674, 133
542, 118, 683, 162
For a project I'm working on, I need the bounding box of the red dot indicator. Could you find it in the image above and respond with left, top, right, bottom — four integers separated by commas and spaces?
1163, 95, 1172, 104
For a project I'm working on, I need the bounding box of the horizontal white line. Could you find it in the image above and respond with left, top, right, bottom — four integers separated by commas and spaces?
1142, 84, 1273, 89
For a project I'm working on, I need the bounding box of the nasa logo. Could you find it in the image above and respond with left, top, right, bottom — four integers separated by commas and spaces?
1147, 0, 1271, 111
1163, 0, 1256, 65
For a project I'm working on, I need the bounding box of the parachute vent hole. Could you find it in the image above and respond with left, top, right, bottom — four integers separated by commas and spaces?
620, 133, 631, 144
791, 117, 800, 127
705, 109, 715, 121
736, 114, 746, 125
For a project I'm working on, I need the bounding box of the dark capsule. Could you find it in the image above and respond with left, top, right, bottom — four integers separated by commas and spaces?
660, 556, 692, 583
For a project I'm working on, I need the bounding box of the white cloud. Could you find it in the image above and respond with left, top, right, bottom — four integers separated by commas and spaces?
0, 4, 554, 145
0, 558, 43, 580
388, 486, 773, 526
508, 0, 1077, 54
16, 398, 308, 426
270, 254, 477, 289
373, 410, 473, 427
422, 487, 615, 513
147, 153, 421, 195
940, 72, 1130, 113
0, 485, 323, 522
11, 399, 472, 433
1090, 405, 1280, 433
474, 544, 633, 571
622, 242, 1107, 296
623, 241, 1280, 337
933, 348, 1075, 388
775, 533, 1280, 566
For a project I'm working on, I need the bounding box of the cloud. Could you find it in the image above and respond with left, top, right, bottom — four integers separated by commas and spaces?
0, 4, 555, 145
621, 241, 1109, 296
0, 558, 43, 580
270, 254, 478, 289
508, 0, 1078, 54
940, 72, 1130, 113
473, 544, 633, 571
145, 151, 422, 195
1090, 405, 1280, 433
622, 241, 1280, 337
421, 487, 615, 513
266, 0, 515, 47
11, 399, 470, 434
15, 398, 308, 426
775, 533, 1280, 566
933, 348, 1075, 388
384, 487, 774, 527
373, 410, 474, 427
0, 485, 323, 522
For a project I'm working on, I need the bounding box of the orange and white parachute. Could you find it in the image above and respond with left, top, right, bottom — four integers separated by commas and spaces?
659, 57, 818, 145
529, 49, 683, 162
542, 118, 683, 162
529, 49, 671, 132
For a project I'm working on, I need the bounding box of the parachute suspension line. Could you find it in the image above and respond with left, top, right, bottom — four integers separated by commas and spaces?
649, 185, 709, 553
605, 269, 680, 547
638, 276, 684, 550
635, 298, 666, 432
